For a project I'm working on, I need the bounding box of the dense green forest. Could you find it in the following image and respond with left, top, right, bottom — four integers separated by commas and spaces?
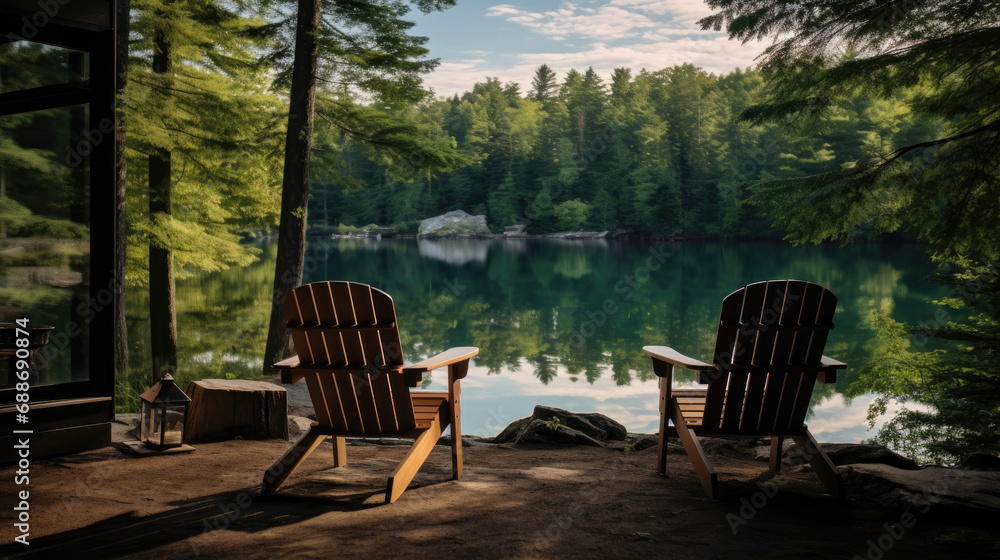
311, 64, 940, 238
2, 0, 997, 464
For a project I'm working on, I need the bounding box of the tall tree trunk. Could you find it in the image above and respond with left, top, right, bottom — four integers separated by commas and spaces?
262, 0, 321, 376
149, 24, 177, 383
114, 0, 130, 381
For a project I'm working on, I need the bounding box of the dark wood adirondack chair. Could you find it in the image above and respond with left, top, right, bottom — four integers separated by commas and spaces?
643, 280, 846, 500
260, 281, 478, 503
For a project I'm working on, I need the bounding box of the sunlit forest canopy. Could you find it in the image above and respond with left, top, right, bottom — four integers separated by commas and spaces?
310, 64, 944, 239
2, 0, 997, 466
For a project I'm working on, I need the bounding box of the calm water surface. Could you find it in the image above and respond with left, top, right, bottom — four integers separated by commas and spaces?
127, 238, 941, 441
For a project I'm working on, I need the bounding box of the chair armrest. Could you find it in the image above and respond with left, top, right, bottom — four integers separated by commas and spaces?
642, 346, 714, 372
403, 347, 479, 385
820, 355, 846, 369
273, 355, 301, 369
817, 355, 846, 383
273, 355, 302, 384
403, 347, 479, 373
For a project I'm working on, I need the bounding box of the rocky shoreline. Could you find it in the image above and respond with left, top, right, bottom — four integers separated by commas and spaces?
322, 209, 681, 241
277, 384, 1000, 516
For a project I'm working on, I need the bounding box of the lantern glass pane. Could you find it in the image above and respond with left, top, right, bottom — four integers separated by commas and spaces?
141, 400, 153, 443
148, 405, 163, 446
162, 405, 185, 446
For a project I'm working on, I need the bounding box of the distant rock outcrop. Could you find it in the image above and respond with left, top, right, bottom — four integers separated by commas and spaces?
504, 224, 527, 236
418, 210, 490, 238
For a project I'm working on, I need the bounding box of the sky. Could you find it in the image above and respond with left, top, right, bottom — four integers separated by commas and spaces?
411, 0, 772, 98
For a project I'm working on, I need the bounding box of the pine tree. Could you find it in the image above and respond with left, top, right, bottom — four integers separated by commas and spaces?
260, 0, 459, 375
530, 64, 558, 103
703, 0, 1000, 460
127, 0, 284, 382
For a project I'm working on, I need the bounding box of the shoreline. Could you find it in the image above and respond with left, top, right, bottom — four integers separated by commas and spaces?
1, 420, 996, 559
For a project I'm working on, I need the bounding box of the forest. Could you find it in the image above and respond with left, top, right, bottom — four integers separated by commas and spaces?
1, 0, 997, 465
317, 64, 939, 239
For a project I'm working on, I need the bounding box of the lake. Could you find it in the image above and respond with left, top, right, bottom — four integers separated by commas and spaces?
125, 237, 942, 442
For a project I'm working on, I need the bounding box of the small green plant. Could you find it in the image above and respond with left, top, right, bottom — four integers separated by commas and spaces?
545, 415, 569, 431
225, 373, 237, 380
336, 223, 359, 235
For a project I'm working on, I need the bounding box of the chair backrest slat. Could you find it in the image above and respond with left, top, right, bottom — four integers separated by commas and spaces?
284, 289, 315, 364
703, 290, 745, 429
310, 282, 343, 366
283, 281, 416, 436
737, 282, 775, 433
305, 374, 334, 428
330, 282, 365, 366
705, 280, 838, 435
317, 373, 349, 432
352, 373, 382, 433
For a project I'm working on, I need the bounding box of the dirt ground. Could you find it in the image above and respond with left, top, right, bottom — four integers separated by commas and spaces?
1, 437, 998, 560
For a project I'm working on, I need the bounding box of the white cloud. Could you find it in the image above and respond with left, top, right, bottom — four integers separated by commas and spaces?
486, 3, 658, 40
424, 36, 766, 97
610, 0, 712, 20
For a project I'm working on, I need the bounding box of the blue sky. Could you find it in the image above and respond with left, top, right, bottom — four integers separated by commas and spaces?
412, 0, 770, 98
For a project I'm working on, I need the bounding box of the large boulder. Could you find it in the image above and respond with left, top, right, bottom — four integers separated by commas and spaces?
820, 443, 919, 470
959, 453, 1000, 471
418, 210, 491, 238
492, 405, 627, 447
843, 464, 1000, 512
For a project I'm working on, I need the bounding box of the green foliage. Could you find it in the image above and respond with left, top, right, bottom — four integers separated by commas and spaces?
392, 220, 421, 234
320, 62, 908, 239
554, 199, 591, 231
527, 188, 556, 234
704, 0, 1000, 462
0, 198, 89, 239
306, 223, 339, 236
125, 0, 285, 286
545, 416, 569, 431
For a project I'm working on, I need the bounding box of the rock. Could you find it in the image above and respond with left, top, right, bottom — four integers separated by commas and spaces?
624, 433, 659, 452
287, 415, 315, 441
543, 231, 608, 239
280, 378, 316, 419
843, 464, 1000, 512
492, 405, 627, 446
418, 210, 491, 238
699, 437, 771, 459
959, 453, 1000, 471
113, 413, 141, 442
504, 224, 527, 236
820, 443, 919, 470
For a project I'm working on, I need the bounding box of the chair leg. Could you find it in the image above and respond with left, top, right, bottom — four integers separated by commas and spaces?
386, 412, 444, 504
657, 378, 670, 476
769, 436, 784, 474
332, 436, 347, 467
261, 425, 326, 495
792, 430, 845, 502
670, 398, 718, 499
449, 378, 463, 480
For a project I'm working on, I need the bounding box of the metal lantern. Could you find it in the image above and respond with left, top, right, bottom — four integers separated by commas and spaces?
139, 373, 191, 449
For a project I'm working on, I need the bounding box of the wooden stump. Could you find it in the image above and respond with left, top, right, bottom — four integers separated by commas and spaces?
184, 379, 288, 443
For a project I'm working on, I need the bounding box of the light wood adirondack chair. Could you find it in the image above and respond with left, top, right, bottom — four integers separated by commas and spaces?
260, 281, 478, 503
643, 280, 846, 500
